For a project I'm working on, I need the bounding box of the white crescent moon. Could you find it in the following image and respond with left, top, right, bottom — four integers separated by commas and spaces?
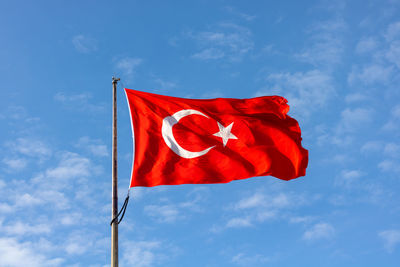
162, 109, 215, 159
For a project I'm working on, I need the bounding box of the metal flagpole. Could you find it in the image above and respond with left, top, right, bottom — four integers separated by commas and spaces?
111, 76, 120, 267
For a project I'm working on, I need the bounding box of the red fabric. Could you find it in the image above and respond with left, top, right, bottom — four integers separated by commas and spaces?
125, 88, 308, 187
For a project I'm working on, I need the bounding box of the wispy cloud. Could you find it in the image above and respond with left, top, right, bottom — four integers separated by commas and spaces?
75, 136, 108, 157
337, 107, 374, 133
295, 18, 347, 68
2, 157, 27, 171
345, 93, 368, 103
226, 217, 253, 228
44, 152, 91, 181
382, 104, 400, 131
385, 21, 400, 41
257, 70, 335, 118
0, 150, 103, 215
289, 216, 316, 224
386, 39, 400, 69
5, 138, 51, 161
0, 106, 39, 122
121, 240, 178, 267
154, 77, 177, 91
378, 159, 400, 173
212, 190, 311, 232
114, 57, 142, 81
2, 137, 51, 172
72, 34, 97, 53
144, 204, 181, 223
383, 142, 400, 157
231, 252, 269, 266
188, 22, 253, 62
192, 48, 225, 60
303, 222, 335, 241
361, 140, 382, 154
356, 37, 378, 54
0, 237, 64, 267
348, 64, 393, 85
0, 134, 110, 265
2, 221, 51, 236
335, 169, 364, 188
121, 241, 160, 267
224, 6, 257, 21
54, 92, 106, 113
379, 229, 400, 253
64, 232, 92, 255
143, 187, 208, 223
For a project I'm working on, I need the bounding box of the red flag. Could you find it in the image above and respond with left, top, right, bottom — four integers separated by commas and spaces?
125, 89, 308, 187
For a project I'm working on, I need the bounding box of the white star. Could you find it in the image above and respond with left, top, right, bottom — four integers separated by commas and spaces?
213, 122, 238, 147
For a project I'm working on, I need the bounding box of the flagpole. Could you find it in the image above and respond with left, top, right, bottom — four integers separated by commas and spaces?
111, 76, 120, 267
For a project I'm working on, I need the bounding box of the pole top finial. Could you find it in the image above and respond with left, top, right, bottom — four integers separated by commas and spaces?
112, 77, 120, 83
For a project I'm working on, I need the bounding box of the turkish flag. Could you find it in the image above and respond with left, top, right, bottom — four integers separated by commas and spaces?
125, 89, 308, 187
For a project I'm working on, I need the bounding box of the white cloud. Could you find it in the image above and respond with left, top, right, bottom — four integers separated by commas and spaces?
295, 18, 346, 67
0, 106, 29, 120
189, 23, 253, 62
338, 107, 373, 133
60, 212, 83, 226
385, 21, 400, 41
15, 193, 43, 207
16, 150, 102, 211
143, 188, 208, 223
348, 64, 393, 85
303, 222, 335, 241
122, 241, 160, 267
345, 93, 368, 103
0, 203, 13, 213
226, 217, 253, 228
212, 191, 309, 232
63, 230, 107, 258
258, 70, 334, 118
378, 160, 400, 173
386, 40, 400, 69
356, 37, 378, 53
115, 57, 142, 80
342, 170, 363, 180
5, 138, 51, 161
72, 34, 97, 53
0, 237, 63, 267
335, 169, 363, 188
154, 78, 177, 91
231, 252, 269, 266
45, 152, 91, 180
144, 204, 181, 223
235, 192, 265, 209
54, 92, 105, 113
2, 221, 51, 236
392, 104, 400, 118
382, 104, 400, 132
224, 6, 257, 21
65, 234, 90, 255
384, 142, 400, 157
289, 216, 315, 224
379, 229, 400, 252
54, 92, 91, 102
235, 192, 292, 210
75, 136, 108, 157
121, 240, 177, 267
361, 141, 382, 154
192, 48, 225, 60
2, 157, 27, 171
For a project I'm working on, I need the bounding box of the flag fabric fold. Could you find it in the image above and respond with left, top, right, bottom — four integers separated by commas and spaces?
125, 88, 308, 187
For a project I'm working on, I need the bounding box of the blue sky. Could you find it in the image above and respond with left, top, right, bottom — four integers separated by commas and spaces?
1, 0, 400, 266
